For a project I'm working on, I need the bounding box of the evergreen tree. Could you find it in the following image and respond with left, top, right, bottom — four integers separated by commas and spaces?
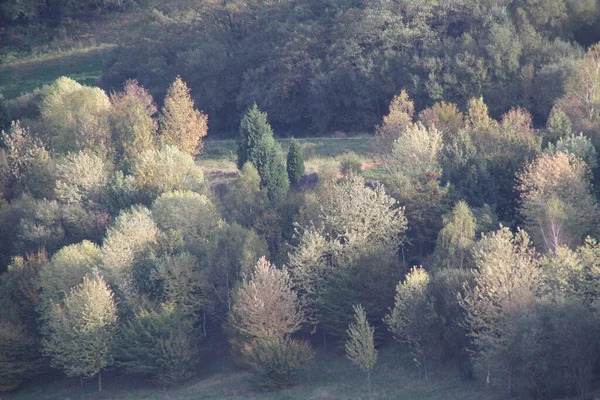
237, 105, 288, 201
159, 76, 208, 156
346, 304, 377, 393
43, 271, 117, 392
0, 92, 10, 133
286, 138, 304, 184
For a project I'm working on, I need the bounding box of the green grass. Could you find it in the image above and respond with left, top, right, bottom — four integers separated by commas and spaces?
201, 138, 376, 185
0, 46, 113, 99
5, 346, 501, 400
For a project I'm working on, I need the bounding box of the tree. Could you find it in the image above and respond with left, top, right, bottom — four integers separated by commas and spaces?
159, 76, 208, 156
460, 227, 540, 394
375, 91, 415, 154
117, 302, 200, 385
385, 267, 438, 381
435, 201, 477, 269
383, 122, 449, 257
128, 145, 206, 204
40, 77, 111, 155
0, 91, 10, 132
43, 271, 117, 392
229, 257, 311, 386
110, 80, 158, 167
151, 190, 219, 251
545, 108, 572, 142
54, 151, 110, 207
237, 104, 289, 200
517, 152, 598, 253
286, 138, 305, 185
1, 120, 47, 181
38, 240, 103, 318
346, 304, 377, 393
101, 206, 159, 301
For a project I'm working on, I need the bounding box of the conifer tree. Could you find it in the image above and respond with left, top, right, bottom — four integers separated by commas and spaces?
160, 76, 208, 156
0, 92, 10, 132
286, 139, 304, 184
43, 271, 117, 392
346, 304, 377, 393
237, 105, 289, 200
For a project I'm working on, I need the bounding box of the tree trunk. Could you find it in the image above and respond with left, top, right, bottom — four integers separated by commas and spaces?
367, 370, 371, 395
98, 370, 102, 393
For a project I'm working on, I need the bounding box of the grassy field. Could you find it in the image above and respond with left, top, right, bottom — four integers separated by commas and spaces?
5, 346, 501, 400
0, 46, 113, 100
201, 137, 381, 184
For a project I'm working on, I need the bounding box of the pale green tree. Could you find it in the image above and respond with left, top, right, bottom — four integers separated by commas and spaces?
129, 145, 205, 204
109, 80, 158, 167
43, 271, 117, 392
101, 206, 159, 301
435, 201, 477, 269
40, 77, 111, 155
460, 227, 540, 394
38, 241, 102, 317
54, 151, 111, 207
230, 257, 311, 386
517, 152, 598, 253
159, 76, 208, 156
346, 304, 377, 393
385, 267, 438, 381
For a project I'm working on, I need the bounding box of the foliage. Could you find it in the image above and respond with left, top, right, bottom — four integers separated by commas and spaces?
338, 152, 362, 176
240, 337, 314, 388
435, 201, 477, 269
54, 151, 111, 207
0, 322, 44, 392
230, 257, 310, 386
42, 271, 117, 392
38, 240, 102, 318
160, 76, 208, 156
286, 139, 305, 185
40, 77, 111, 155
117, 302, 200, 386
460, 227, 540, 394
109, 80, 158, 168
152, 252, 211, 318
345, 304, 377, 393
236, 104, 289, 201
517, 152, 598, 253
101, 206, 159, 301
128, 145, 205, 204
385, 267, 438, 381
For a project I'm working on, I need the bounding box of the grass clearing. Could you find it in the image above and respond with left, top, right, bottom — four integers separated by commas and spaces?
5, 346, 501, 400
201, 137, 376, 185
0, 46, 113, 99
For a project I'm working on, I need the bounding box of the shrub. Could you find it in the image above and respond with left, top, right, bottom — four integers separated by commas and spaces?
339, 152, 362, 176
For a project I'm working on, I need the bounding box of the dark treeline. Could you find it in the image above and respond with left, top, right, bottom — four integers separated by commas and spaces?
5, 0, 600, 135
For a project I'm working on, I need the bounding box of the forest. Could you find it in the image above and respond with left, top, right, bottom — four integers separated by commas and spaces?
3, 0, 600, 399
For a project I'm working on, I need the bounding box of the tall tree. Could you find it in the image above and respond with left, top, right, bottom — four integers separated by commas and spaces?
346, 304, 377, 393
385, 267, 438, 381
43, 271, 117, 392
110, 80, 158, 167
159, 76, 208, 156
435, 201, 477, 269
286, 138, 305, 185
237, 104, 289, 200
460, 227, 540, 394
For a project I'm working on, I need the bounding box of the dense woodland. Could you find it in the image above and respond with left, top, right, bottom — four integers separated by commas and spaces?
4, 0, 600, 399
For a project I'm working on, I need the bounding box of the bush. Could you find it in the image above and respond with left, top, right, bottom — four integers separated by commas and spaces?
240, 337, 313, 388
117, 303, 201, 386
339, 152, 362, 176
0, 322, 44, 392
